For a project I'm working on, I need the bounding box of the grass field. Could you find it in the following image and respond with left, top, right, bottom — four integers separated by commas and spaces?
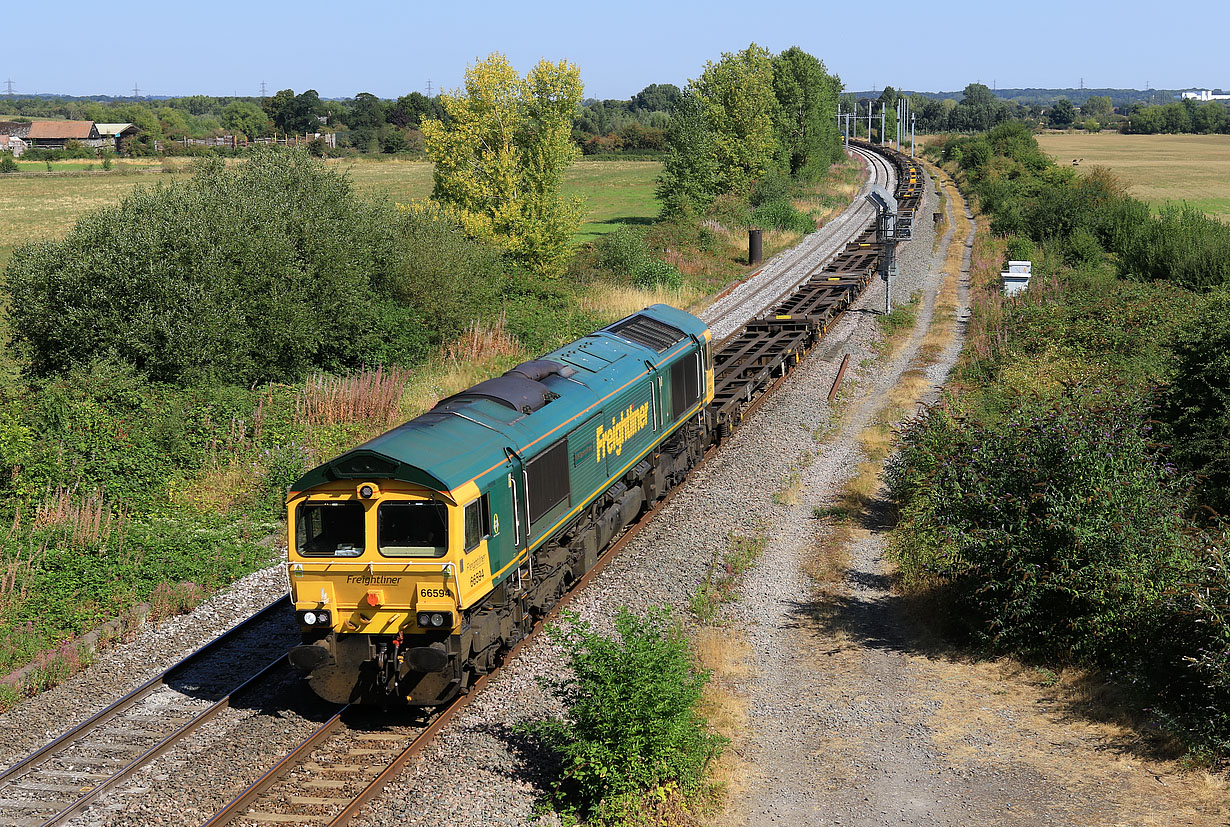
1035, 132, 1230, 221
13, 160, 162, 173
0, 157, 661, 270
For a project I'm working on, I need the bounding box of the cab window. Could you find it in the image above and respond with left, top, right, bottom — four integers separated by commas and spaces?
297, 501, 365, 557
463, 495, 491, 552
378, 501, 448, 557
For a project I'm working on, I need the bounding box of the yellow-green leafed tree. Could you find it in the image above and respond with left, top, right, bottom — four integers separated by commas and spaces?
422, 53, 584, 277
693, 43, 780, 194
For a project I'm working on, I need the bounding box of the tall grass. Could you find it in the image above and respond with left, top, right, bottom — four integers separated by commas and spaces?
297, 365, 413, 431
444, 311, 521, 365
31, 487, 125, 547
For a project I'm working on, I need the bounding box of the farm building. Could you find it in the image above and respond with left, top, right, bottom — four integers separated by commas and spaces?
0, 122, 30, 157
0, 134, 28, 157
95, 123, 138, 151
25, 121, 107, 150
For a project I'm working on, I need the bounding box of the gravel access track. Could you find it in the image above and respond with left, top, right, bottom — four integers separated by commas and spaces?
703, 146, 894, 342
724, 168, 1227, 827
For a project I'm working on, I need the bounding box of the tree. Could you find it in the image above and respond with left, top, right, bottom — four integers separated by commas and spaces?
771, 46, 841, 178
266, 89, 325, 134
950, 83, 1011, 132
1083, 95, 1113, 119
656, 90, 720, 216
631, 83, 682, 113
961, 82, 996, 108
6, 150, 422, 386
1048, 98, 1077, 128
221, 100, 269, 140
346, 92, 387, 150
389, 92, 437, 128
877, 86, 899, 144
422, 53, 585, 277
692, 44, 780, 194
157, 107, 190, 140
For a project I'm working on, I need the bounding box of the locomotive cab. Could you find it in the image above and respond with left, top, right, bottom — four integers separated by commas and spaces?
286, 478, 493, 705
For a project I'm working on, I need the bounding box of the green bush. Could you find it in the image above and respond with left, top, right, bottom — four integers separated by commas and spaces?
1063, 226, 1103, 265
6, 149, 424, 386
1118, 204, 1230, 290
750, 199, 814, 234
1161, 289, 1230, 515
887, 397, 1193, 661
597, 227, 683, 289
527, 607, 725, 825
1003, 235, 1035, 263
1156, 530, 1230, 756
389, 209, 508, 347
750, 170, 792, 207
0, 153, 16, 173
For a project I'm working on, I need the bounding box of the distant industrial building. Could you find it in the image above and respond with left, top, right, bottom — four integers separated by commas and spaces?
1180, 90, 1230, 101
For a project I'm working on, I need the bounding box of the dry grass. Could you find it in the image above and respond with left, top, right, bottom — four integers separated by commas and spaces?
804, 520, 856, 595
694, 626, 751, 680
793, 159, 866, 228
579, 282, 703, 319
1035, 132, 1230, 221
921, 656, 1230, 824
772, 471, 803, 506
694, 626, 751, 816
397, 316, 531, 419
297, 365, 414, 431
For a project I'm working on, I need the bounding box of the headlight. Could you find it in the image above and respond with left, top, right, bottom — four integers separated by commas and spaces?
299, 610, 331, 626
303, 611, 317, 625
418, 611, 450, 629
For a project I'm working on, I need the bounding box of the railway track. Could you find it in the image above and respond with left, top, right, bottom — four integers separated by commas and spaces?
195, 141, 924, 827
702, 144, 896, 340
0, 599, 299, 827
2, 141, 924, 827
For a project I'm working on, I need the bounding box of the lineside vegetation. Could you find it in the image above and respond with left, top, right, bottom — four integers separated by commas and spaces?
887, 123, 1230, 761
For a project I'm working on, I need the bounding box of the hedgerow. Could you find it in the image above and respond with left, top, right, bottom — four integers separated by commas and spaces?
6, 149, 424, 386
900, 129, 1230, 758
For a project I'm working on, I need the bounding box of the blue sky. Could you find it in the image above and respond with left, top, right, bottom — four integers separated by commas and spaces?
5, 0, 1226, 100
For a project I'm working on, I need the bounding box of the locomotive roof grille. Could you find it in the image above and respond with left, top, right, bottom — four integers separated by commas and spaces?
606, 315, 686, 352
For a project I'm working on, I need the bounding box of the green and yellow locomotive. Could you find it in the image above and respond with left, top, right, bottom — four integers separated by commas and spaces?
286, 305, 714, 705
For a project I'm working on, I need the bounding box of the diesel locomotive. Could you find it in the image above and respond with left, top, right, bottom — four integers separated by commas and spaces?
286, 304, 714, 705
